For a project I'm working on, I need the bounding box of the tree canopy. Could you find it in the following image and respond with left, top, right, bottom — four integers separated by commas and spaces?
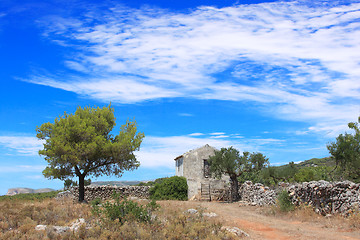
208, 147, 269, 201
327, 116, 360, 182
36, 104, 144, 202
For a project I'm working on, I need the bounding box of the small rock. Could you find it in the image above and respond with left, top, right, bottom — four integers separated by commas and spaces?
35, 225, 47, 231
203, 212, 217, 218
221, 226, 249, 237
70, 218, 86, 231
187, 209, 198, 214
52, 226, 70, 234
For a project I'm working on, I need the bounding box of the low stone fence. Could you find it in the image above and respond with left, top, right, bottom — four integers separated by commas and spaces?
60, 185, 151, 202
237, 180, 360, 216
238, 181, 276, 206
287, 180, 360, 215
56, 180, 360, 216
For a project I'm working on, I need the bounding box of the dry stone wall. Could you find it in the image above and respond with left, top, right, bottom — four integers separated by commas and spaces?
56, 180, 360, 216
63, 185, 150, 202
238, 181, 277, 206
237, 180, 360, 216
287, 180, 360, 215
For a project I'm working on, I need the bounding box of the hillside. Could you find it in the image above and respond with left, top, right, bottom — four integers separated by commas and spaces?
274, 156, 335, 170
295, 157, 336, 168
6, 188, 55, 196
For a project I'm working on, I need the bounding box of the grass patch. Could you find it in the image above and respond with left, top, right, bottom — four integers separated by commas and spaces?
276, 190, 295, 212
0, 191, 61, 201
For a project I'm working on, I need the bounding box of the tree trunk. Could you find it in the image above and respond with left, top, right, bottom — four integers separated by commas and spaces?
78, 174, 85, 202
230, 176, 239, 202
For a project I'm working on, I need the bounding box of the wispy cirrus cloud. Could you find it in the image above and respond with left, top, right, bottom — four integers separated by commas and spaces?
28, 0, 360, 136
0, 165, 46, 173
138, 133, 287, 167
0, 136, 44, 156
137, 135, 233, 168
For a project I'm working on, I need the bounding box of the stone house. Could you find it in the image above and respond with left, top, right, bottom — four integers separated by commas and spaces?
174, 144, 230, 201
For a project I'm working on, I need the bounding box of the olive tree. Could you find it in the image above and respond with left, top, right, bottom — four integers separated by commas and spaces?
208, 147, 269, 201
327, 116, 360, 182
36, 105, 144, 202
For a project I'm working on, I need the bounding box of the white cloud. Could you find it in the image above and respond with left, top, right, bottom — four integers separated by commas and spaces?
178, 113, 193, 117
210, 135, 229, 139
29, 0, 360, 136
0, 136, 44, 155
24, 175, 44, 180
137, 134, 287, 168
137, 135, 233, 168
188, 133, 204, 136
250, 138, 285, 146
0, 165, 46, 173
210, 132, 226, 136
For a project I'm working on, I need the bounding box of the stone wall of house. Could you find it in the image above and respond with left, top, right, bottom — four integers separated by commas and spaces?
175, 145, 230, 199
58, 185, 150, 202
287, 180, 360, 215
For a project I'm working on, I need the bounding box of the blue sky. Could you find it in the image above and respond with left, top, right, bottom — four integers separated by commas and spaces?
0, 0, 359, 195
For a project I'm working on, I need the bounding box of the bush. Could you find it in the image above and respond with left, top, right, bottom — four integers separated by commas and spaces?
149, 176, 188, 200
277, 190, 295, 212
137, 177, 168, 186
91, 192, 160, 225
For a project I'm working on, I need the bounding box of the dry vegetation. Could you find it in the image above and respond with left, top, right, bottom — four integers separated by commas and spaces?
0, 196, 235, 240
266, 202, 360, 231
1, 193, 360, 240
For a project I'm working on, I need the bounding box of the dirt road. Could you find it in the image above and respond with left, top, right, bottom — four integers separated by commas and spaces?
159, 201, 360, 240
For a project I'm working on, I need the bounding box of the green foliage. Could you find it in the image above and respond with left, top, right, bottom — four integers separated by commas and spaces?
277, 190, 295, 212
36, 104, 144, 201
90, 197, 102, 206
294, 168, 315, 182
327, 116, 360, 182
64, 179, 91, 189
149, 176, 188, 200
64, 179, 74, 189
209, 147, 269, 201
0, 191, 61, 201
257, 157, 343, 186
293, 166, 332, 182
258, 165, 292, 185
209, 148, 269, 180
137, 177, 167, 186
91, 193, 160, 225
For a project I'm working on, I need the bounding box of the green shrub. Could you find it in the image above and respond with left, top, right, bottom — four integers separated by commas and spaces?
91, 192, 160, 225
136, 177, 168, 186
90, 197, 102, 207
149, 176, 188, 201
277, 190, 295, 212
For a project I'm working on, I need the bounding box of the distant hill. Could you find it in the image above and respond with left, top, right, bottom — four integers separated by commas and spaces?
295, 157, 336, 168
7, 188, 55, 196
275, 157, 335, 170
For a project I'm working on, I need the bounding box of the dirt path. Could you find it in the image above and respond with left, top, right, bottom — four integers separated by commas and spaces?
159, 201, 360, 240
